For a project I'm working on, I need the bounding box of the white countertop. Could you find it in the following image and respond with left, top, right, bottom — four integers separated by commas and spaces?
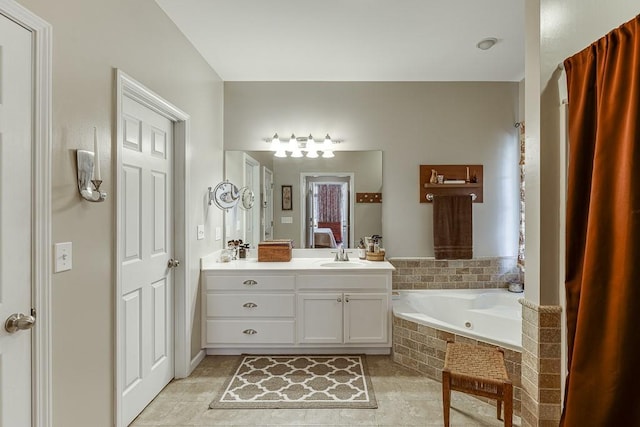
201, 249, 395, 272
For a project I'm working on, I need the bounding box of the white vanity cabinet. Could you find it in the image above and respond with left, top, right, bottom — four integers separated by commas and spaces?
201, 256, 394, 354
203, 274, 296, 346
297, 292, 388, 344
296, 273, 390, 346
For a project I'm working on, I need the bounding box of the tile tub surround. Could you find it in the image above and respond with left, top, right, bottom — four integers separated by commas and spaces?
518, 299, 562, 427
389, 257, 522, 290
392, 316, 523, 416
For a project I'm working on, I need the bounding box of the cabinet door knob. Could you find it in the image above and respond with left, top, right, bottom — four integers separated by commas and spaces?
242, 329, 257, 335
242, 279, 257, 286
337, 297, 342, 303
243, 302, 258, 308
345, 296, 350, 302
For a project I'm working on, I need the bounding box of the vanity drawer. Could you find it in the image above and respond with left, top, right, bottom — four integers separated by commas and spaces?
204, 275, 295, 291
206, 293, 295, 317
205, 320, 295, 344
297, 274, 388, 290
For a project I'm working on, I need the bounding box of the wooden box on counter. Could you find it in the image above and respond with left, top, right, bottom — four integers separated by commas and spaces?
257, 240, 293, 262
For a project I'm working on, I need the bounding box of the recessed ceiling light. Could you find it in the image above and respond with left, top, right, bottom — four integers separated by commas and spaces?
476, 37, 498, 50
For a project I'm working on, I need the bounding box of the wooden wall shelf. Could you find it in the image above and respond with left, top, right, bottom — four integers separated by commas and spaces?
419, 164, 483, 203
356, 192, 382, 203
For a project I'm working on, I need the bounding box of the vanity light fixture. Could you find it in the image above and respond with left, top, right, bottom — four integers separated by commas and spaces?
305, 134, 319, 158
476, 37, 498, 50
265, 133, 341, 158
272, 133, 287, 158
321, 134, 335, 158
288, 133, 303, 158
76, 127, 107, 202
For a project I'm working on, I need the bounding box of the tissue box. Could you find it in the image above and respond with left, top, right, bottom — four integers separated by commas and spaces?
258, 240, 293, 262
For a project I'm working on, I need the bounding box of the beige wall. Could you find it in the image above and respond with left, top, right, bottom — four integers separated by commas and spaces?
17, 0, 224, 425
526, 0, 639, 305
224, 82, 521, 257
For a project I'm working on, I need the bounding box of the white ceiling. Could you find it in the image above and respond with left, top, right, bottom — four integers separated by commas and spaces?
155, 0, 524, 82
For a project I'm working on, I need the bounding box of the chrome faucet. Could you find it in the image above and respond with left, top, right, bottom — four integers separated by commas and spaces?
332, 245, 350, 261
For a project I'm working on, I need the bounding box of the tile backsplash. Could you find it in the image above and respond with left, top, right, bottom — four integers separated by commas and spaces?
388, 257, 521, 290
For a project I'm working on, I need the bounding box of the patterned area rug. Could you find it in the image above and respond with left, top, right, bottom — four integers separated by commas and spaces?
210, 355, 377, 409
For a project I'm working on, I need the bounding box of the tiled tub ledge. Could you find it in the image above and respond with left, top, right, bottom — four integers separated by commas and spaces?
392, 316, 523, 416
388, 256, 522, 290
518, 299, 562, 427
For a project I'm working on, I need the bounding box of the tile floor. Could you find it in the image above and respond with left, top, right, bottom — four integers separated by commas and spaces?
131, 355, 522, 426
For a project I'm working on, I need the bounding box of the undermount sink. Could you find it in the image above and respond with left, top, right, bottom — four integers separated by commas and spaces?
318, 261, 367, 268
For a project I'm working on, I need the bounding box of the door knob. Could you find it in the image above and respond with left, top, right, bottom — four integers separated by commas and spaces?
5, 313, 36, 333
167, 259, 180, 268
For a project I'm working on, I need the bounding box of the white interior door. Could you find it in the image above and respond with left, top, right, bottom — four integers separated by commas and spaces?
0, 13, 34, 427
120, 95, 175, 425
262, 166, 273, 241
305, 181, 316, 248
243, 154, 260, 246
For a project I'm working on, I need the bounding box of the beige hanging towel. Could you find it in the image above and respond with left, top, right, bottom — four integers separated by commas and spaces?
433, 195, 473, 259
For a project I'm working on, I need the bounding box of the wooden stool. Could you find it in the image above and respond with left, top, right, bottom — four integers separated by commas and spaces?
442, 341, 513, 427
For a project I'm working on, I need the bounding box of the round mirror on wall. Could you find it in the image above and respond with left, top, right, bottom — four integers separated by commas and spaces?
210, 180, 239, 210
239, 186, 255, 210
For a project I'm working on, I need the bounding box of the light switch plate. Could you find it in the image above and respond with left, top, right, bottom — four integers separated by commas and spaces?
215, 226, 222, 241
281, 216, 293, 224
54, 242, 72, 272
197, 224, 205, 240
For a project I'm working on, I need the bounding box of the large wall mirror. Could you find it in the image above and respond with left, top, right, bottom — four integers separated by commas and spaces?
224, 150, 383, 249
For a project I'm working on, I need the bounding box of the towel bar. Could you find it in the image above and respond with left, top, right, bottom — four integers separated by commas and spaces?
426, 193, 477, 201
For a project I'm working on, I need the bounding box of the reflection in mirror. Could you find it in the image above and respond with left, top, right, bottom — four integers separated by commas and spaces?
224, 150, 382, 249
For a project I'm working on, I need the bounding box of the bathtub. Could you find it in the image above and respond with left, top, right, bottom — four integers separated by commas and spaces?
392, 289, 522, 351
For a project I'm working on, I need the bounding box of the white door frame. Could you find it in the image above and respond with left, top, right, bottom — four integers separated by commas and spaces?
115, 70, 190, 427
0, 1, 52, 426
243, 153, 260, 246
262, 166, 274, 241
299, 172, 355, 248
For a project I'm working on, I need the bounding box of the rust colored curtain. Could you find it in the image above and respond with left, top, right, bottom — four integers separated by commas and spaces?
317, 184, 342, 222
562, 15, 640, 426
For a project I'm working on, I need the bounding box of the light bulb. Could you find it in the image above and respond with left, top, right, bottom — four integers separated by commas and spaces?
289, 133, 303, 158
321, 134, 334, 157
270, 133, 280, 150
305, 134, 318, 158
272, 133, 287, 157
323, 134, 332, 147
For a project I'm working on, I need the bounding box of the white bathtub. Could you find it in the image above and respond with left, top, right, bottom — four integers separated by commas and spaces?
392, 289, 522, 351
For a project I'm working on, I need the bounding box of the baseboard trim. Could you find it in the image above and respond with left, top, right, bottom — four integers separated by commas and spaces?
189, 349, 206, 375
205, 347, 392, 356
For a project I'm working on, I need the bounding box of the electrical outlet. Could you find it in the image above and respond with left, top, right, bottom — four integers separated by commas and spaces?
54, 242, 72, 272
197, 224, 205, 240
215, 227, 222, 241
